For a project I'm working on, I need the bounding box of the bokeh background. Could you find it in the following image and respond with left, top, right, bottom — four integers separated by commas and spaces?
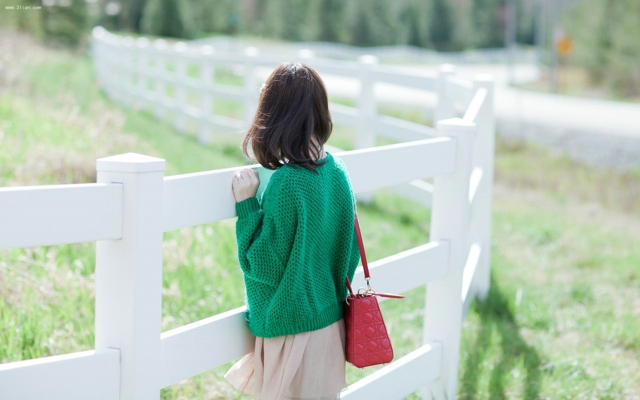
1, 0, 639, 399
3, 0, 640, 99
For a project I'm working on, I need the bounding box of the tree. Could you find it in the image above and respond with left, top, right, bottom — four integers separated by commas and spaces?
0, 0, 45, 38
122, 0, 148, 33
567, 0, 640, 97
471, 0, 503, 48
141, 0, 186, 38
368, 0, 396, 46
95, 0, 148, 34
400, 3, 425, 48
515, 0, 535, 45
429, 0, 454, 51
350, 6, 375, 46
282, 0, 313, 41
41, 0, 88, 47
316, 0, 346, 42
181, 0, 237, 38
261, 0, 315, 41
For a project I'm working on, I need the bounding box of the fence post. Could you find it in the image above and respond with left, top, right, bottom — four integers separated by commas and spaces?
356, 54, 378, 204
435, 64, 457, 123
243, 47, 259, 130
421, 118, 475, 400
198, 45, 215, 145
92, 27, 106, 90
112, 36, 123, 104
136, 37, 149, 112
95, 153, 165, 400
120, 37, 135, 108
105, 35, 120, 102
173, 42, 188, 134
153, 39, 167, 121
470, 75, 495, 301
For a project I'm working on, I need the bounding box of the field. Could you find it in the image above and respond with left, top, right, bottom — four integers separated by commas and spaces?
1, 31, 639, 399
512, 64, 640, 104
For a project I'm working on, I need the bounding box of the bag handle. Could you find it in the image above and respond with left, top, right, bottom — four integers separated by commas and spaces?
345, 209, 370, 296
345, 208, 405, 300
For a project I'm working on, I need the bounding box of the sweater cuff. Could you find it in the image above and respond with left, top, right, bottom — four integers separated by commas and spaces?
236, 196, 260, 218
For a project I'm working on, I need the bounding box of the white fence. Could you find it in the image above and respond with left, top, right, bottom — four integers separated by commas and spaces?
190, 36, 538, 65
90, 26, 492, 207
0, 27, 495, 400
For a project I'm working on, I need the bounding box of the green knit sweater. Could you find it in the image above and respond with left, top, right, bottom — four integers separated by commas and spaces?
235, 151, 361, 338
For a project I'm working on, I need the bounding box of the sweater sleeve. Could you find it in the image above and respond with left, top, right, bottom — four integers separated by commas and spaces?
235, 176, 294, 287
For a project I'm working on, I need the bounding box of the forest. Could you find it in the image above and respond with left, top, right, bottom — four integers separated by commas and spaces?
1, 0, 639, 97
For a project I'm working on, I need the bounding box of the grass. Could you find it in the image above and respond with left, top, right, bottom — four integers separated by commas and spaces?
458, 189, 640, 399
1, 29, 639, 399
512, 64, 640, 104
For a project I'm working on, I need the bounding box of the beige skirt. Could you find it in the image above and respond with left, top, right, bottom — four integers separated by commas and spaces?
224, 318, 349, 400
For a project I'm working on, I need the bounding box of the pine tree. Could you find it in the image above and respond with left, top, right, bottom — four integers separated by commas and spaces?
429, 0, 453, 51
262, 0, 313, 41
122, 0, 147, 33
141, 0, 186, 38
401, 4, 424, 47
350, 6, 375, 46
368, 0, 396, 46
471, 0, 503, 48
317, 0, 345, 42
286, 0, 314, 41
515, 0, 535, 45
41, 0, 88, 47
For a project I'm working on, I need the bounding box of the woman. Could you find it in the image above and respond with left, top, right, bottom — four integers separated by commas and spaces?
224, 62, 361, 399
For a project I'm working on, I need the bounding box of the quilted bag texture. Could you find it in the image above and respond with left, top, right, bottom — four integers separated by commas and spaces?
343, 292, 394, 368
343, 211, 405, 369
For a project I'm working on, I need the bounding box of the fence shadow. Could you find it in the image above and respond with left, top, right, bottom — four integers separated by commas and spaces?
458, 276, 542, 400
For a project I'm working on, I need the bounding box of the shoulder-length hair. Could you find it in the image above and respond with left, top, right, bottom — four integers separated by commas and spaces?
241, 62, 332, 172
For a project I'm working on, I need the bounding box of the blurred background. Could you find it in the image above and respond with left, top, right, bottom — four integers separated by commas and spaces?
3, 0, 640, 165
1, 0, 639, 399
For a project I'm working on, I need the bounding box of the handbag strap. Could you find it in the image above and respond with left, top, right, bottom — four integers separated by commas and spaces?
345, 208, 370, 296
344, 209, 406, 300
354, 211, 370, 279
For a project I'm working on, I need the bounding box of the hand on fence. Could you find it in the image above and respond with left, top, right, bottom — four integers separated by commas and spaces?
232, 168, 260, 203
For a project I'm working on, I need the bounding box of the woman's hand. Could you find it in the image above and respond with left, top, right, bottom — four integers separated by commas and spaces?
232, 168, 260, 203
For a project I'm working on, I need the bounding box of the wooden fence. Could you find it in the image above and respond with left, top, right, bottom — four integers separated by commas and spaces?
0, 26, 495, 400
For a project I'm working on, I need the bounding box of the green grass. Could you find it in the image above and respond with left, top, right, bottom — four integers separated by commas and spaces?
1, 30, 639, 399
512, 65, 640, 104
458, 193, 640, 399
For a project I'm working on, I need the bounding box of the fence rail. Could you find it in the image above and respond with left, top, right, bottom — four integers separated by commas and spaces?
0, 26, 496, 400
0, 183, 123, 249
189, 36, 538, 65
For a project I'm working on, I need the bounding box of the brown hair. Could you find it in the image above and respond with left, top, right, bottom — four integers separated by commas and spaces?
241, 62, 332, 172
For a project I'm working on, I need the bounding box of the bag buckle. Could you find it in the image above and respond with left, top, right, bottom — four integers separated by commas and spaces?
357, 287, 374, 296
345, 278, 375, 306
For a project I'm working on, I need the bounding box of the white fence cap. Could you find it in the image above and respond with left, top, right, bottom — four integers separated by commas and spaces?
92, 26, 106, 37
136, 37, 149, 48
358, 54, 378, 64
244, 47, 259, 57
473, 74, 494, 83
439, 64, 457, 74
96, 153, 166, 173
201, 45, 214, 55
297, 49, 314, 59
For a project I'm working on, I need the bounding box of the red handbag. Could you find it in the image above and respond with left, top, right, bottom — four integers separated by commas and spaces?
343, 211, 405, 369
